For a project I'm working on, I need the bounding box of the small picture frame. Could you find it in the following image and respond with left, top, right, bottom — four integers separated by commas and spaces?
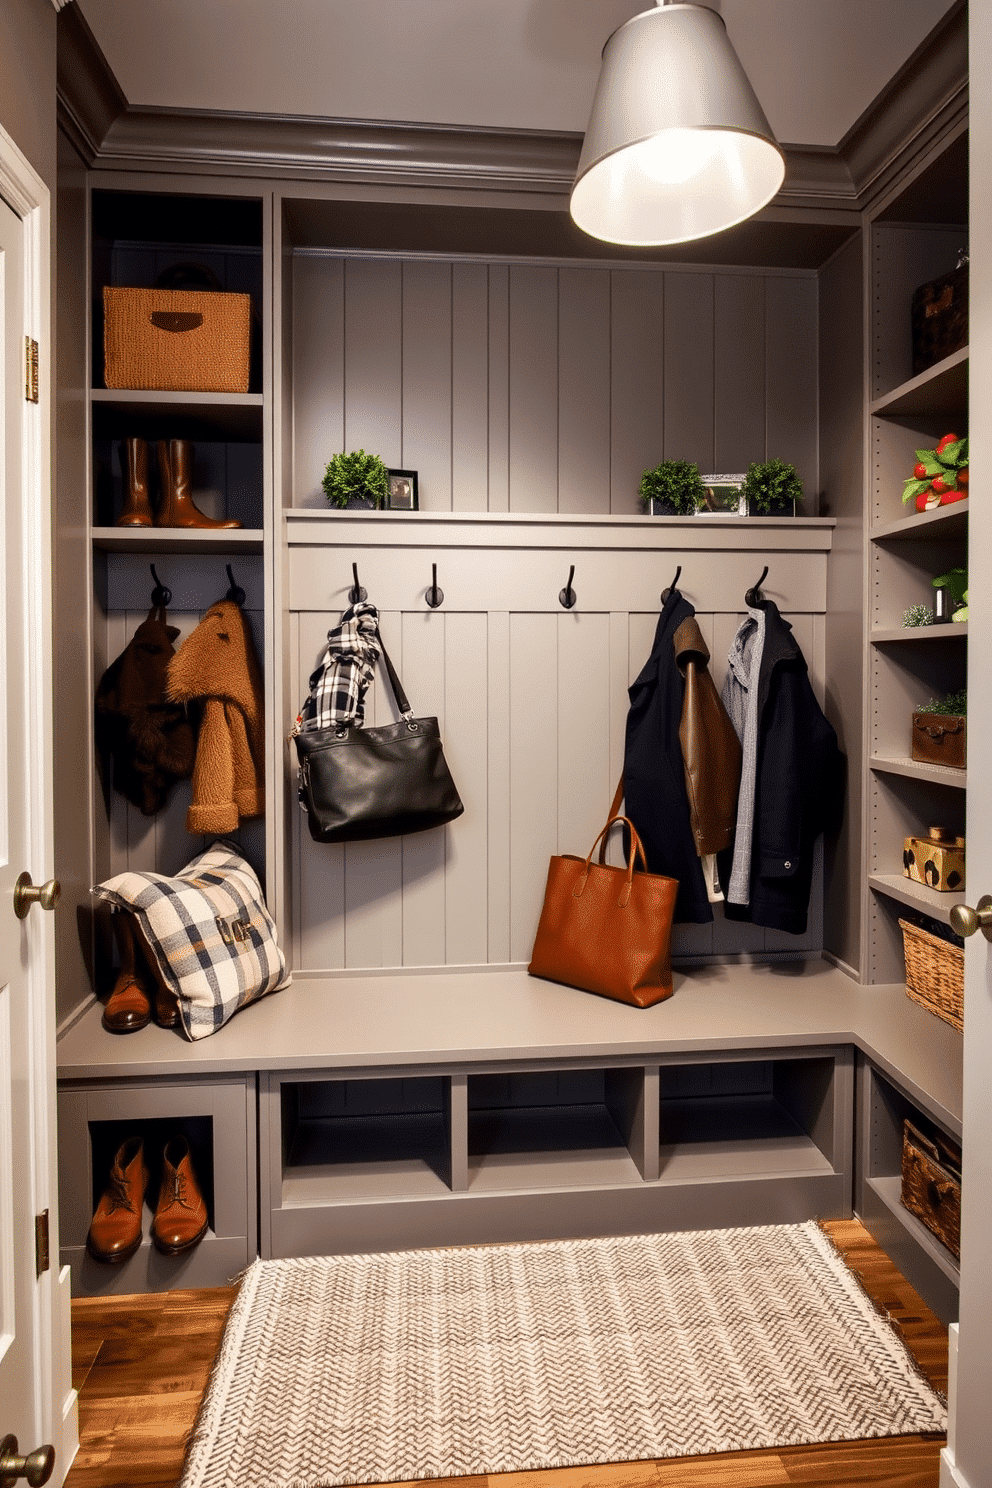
387, 469, 419, 511
699, 473, 745, 516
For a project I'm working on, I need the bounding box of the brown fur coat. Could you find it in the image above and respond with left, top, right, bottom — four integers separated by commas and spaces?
95, 609, 196, 816
167, 600, 265, 835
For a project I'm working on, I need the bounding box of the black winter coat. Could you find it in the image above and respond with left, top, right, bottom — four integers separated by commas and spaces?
623, 591, 713, 924
720, 600, 844, 935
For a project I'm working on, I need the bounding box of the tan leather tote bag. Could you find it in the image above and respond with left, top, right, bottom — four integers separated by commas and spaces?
528, 815, 678, 1007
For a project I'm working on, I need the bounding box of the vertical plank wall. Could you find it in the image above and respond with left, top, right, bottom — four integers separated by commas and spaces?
287, 533, 830, 973
291, 256, 818, 516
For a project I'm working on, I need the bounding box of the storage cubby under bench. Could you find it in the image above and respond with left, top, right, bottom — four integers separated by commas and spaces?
55, 959, 963, 1321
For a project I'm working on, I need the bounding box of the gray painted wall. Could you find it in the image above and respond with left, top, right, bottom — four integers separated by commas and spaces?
0, 0, 57, 189
819, 235, 866, 977
292, 255, 820, 517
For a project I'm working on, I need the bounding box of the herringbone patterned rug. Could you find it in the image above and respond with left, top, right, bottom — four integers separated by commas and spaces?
179, 1221, 945, 1488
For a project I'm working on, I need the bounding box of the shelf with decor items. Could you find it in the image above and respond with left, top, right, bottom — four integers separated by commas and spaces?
865, 119, 968, 992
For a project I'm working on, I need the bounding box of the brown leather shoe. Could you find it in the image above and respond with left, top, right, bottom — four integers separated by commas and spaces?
102, 914, 152, 1033
156, 439, 241, 529
87, 1136, 148, 1264
151, 1135, 209, 1255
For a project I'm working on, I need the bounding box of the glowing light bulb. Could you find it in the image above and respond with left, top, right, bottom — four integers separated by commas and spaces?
639, 128, 721, 185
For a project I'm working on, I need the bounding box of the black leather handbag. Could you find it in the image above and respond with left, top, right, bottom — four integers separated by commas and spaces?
294, 639, 464, 843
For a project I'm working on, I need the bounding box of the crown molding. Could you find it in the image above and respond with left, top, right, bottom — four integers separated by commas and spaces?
56, 0, 966, 219
56, 2, 126, 164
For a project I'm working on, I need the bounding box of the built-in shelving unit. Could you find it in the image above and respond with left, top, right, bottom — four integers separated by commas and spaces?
857, 117, 968, 1298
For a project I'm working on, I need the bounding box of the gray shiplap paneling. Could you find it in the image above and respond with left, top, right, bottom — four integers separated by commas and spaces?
402, 260, 453, 511
343, 258, 403, 463
508, 264, 559, 513
610, 271, 665, 516
452, 262, 489, 513
291, 256, 818, 521
558, 268, 610, 515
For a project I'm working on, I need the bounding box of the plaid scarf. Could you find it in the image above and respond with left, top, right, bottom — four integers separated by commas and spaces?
295, 601, 381, 733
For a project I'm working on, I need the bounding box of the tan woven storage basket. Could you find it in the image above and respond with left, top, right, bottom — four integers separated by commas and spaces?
103, 286, 251, 393
900, 1118, 961, 1258
899, 917, 963, 1031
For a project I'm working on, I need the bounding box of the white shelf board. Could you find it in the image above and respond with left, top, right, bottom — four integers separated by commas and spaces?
870, 753, 967, 787
867, 1174, 960, 1283
283, 1111, 450, 1204
283, 1160, 450, 1206
869, 872, 965, 924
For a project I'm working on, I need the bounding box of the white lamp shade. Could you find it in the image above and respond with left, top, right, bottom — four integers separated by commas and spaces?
571, 3, 786, 247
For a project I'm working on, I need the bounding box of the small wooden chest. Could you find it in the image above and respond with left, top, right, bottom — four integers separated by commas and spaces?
911, 711, 966, 770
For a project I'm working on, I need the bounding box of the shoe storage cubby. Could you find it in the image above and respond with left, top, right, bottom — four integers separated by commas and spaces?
856, 1055, 961, 1323
258, 1041, 853, 1261
57, 1073, 257, 1296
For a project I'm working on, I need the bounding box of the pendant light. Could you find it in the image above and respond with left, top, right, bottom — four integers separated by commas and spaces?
570, 1, 785, 247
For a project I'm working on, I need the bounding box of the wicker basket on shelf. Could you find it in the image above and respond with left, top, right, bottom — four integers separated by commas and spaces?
899, 918, 963, 1032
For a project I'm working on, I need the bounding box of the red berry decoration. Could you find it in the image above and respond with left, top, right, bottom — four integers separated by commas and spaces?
931, 476, 951, 495
937, 433, 959, 453
914, 462, 929, 479
916, 489, 935, 512
940, 488, 967, 506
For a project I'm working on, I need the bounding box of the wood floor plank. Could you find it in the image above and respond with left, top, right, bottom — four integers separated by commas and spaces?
62, 1222, 949, 1488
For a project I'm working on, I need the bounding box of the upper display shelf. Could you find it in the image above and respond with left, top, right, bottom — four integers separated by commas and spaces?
870, 346, 968, 421
91, 389, 263, 444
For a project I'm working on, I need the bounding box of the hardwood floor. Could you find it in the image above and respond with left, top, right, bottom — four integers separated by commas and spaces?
63, 1219, 949, 1488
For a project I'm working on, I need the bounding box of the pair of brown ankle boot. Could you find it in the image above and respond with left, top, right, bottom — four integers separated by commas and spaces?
87, 1134, 209, 1263
102, 911, 180, 1034
116, 437, 241, 530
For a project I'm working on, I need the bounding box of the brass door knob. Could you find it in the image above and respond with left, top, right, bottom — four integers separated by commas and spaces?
0, 1436, 55, 1488
12, 872, 61, 921
949, 894, 992, 942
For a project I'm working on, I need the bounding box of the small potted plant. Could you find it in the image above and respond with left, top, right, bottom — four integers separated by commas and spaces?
639, 459, 704, 517
322, 449, 390, 510
912, 687, 966, 771
902, 433, 969, 513
740, 458, 803, 517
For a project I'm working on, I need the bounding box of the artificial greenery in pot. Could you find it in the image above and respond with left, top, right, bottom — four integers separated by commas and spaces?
322, 449, 390, 510
639, 459, 705, 516
740, 457, 804, 517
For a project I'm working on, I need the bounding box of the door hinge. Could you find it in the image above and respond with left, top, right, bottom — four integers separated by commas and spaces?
25, 337, 39, 403
35, 1209, 50, 1277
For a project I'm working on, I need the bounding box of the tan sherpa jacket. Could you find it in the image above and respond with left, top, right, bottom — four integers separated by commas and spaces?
167, 600, 265, 835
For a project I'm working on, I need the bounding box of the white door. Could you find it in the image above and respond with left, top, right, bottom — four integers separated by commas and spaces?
942, 13, 992, 1485
0, 134, 70, 1482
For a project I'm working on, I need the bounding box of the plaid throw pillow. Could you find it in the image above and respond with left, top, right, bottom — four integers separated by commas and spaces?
93, 842, 290, 1040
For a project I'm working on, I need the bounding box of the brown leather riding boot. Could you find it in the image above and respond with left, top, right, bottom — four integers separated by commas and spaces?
87, 1136, 148, 1263
116, 437, 153, 526
102, 912, 152, 1033
156, 439, 241, 529
151, 1135, 209, 1255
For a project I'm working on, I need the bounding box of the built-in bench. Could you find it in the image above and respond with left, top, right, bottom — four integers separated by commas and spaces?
56, 960, 962, 1320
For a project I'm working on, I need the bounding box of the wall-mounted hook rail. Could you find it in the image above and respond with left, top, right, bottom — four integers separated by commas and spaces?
745, 565, 769, 607
425, 563, 444, 608
559, 565, 577, 609
349, 563, 367, 605
149, 564, 172, 609
661, 565, 682, 603
225, 563, 246, 606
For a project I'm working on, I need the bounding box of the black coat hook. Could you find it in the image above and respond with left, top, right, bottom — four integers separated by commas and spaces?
149, 564, 172, 609
426, 563, 444, 609
349, 562, 367, 605
225, 564, 246, 606
661, 565, 682, 603
745, 565, 769, 607
559, 565, 577, 609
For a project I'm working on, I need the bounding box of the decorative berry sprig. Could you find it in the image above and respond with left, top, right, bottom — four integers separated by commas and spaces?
902, 433, 969, 512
